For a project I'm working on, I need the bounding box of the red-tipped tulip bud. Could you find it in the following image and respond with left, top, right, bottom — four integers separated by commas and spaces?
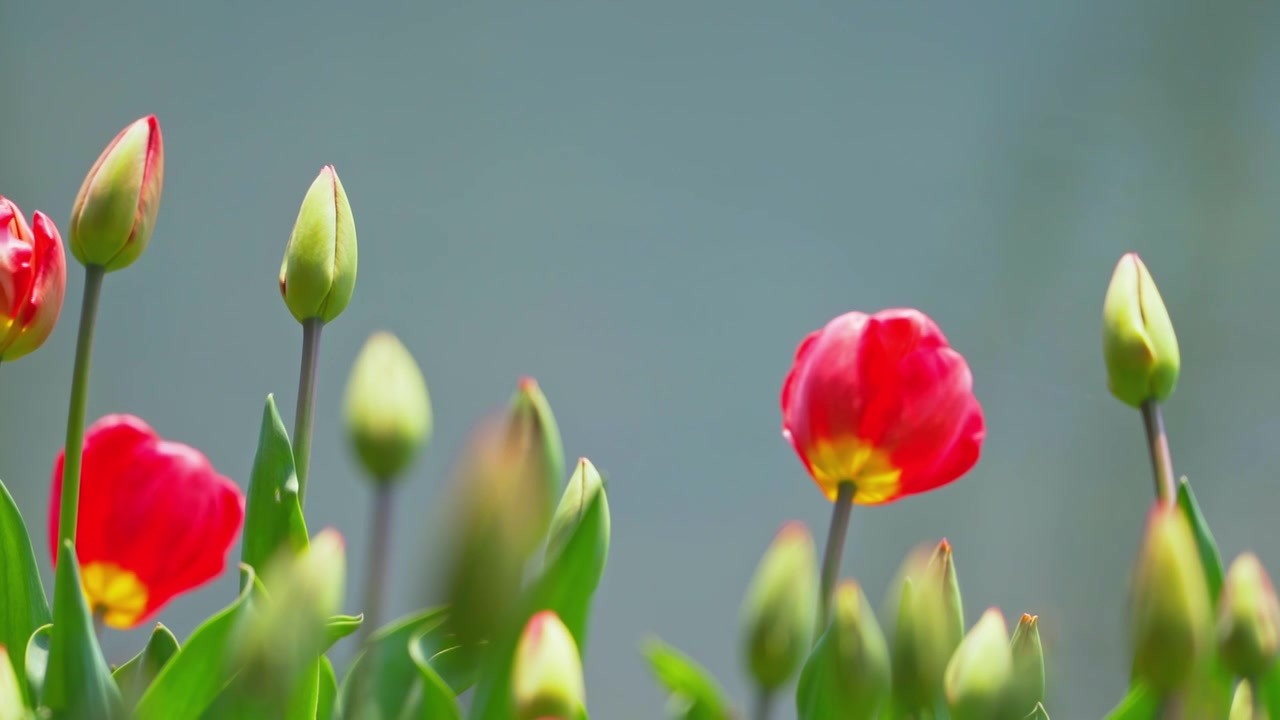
343, 331, 432, 483
944, 608, 1016, 720
1008, 614, 1046, 715
891, 540, 965, 712
1218, 553, 1280, 680
740, 522, 818, 692
0, 198, 66, 362
513, 611, 586, 720
1130, 504, 1212, 694
796, 580, 890, 720
278, 165, 357, 324
506, 377, 565, 546
1102, 253, 1180, 408
69, 115, 163, 271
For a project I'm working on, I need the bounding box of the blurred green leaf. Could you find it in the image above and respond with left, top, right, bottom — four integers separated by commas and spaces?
408, 634, 462, 720
1103, 685, 1158, 720
468, 479, 610, 720
1176, 478, 1224, 605
45, 540, 123, 719
133, 566, 257, 720
1024, 703, 1050, 719
642, 638, 733, 720
322, 615, 363, 653
316, 657, 336, 720
0, 480, 50, 707
283, 659, 319, 720
113, 623, 179, 712
22, 626, 49, 706
241, 394, 310, 592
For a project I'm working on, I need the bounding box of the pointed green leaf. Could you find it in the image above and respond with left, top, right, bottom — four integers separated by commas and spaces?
45, 540, 123, 719
317, 657, 337, 720
322, 615, 364, 653
1176, 478, 1224, 605
284, 659, 320, 720
21, 626, 49, 706
642, 638, 733, 720
0, 480, 50, 707
133, 566, 258, 720
241, 395, 310, 591
409, 634, 463, 720
113, 623, 179, 712
1103, 685, 1158, 720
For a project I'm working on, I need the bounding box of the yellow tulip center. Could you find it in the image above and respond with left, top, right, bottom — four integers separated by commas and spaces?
807, 438, 902, 505
81, 562, 148, 628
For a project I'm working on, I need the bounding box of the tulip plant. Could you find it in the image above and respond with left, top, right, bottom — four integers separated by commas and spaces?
1, 114, 1278, 720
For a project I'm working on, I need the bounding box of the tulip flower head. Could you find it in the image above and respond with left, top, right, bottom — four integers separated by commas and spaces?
0, 197, 67, 362
47, 415, 245, 629
68, 115, 164, 272
781, 308, 985, 504
278, 165, 357, 324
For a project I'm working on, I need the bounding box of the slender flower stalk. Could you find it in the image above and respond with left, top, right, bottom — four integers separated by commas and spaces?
1142, 401, 1176, 507
358, 486, 394, 648
753, 688, 772, 720
293, 317, 323, 505
56, 265, 105, 548
817, 481, 855, 636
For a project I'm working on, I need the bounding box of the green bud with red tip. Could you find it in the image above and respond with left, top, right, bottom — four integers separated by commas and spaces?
513, 611, 586, 720
343, 331, 432, 483
740, 522, 818, 692
891, 539, 965, 712
69, 115, 164, 272
1102, 253, 1180, 408
278, 165, 357, 323
1130, 504, 1213, 694
796, 580, 890, 720
1218, 552, 1280, 680
944, 608, 1017, 720
1008, 614, 1046, 715
507, 377, 565, 548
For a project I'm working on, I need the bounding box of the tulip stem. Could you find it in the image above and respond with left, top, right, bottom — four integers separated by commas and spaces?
817, 481, 855, 639
57, 265, 105, 549
359, 486, 394, 647
1141, 401, 1176, 506
753, 689, 773, 720
293, 317, 323, 506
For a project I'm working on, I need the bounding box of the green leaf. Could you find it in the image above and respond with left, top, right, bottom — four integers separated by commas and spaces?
1103, 684, 1158, 720
408, 636, 462, 720
240, 395, 310, 592
44, 540, 123, 719
0, 643, 29, 720
283, 659, 319, 720
1024, 703, 1050, 720
112, 623, 179, 712
1176, 478, 1225, 605
316, 657, 337, 720
133, 566, 257, 720
642, 638, 733, 720
22, 626, 49, 705
322, 615, 364, 653
467, 480, 610, 720
0, 480, 51, 707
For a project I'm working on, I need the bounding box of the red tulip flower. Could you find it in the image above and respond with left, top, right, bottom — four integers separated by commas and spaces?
48, 415, 245, 628
0, 196, 66, 361
781, 309, 984, 505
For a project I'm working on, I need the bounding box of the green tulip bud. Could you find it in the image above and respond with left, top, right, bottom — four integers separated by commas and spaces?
513, 611, 586, 720
506, 377, 565, 546
740, 522, 818, 692
1008, 614, 1046, 715
343, 331, 432, 483
1230, 680, 1268, 720
1102, 252, 1180, 408
1219, 553, 1280, 680
945, 608, 1016, 720
1130, 504, 1212, 694
278, 165, 357, 323
891, 539, 965, 712
69, 115, 164, 271
796, 580, 890, 720
545, 457, 611, 585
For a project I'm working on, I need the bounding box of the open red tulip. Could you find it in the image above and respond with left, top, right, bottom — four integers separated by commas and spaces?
781, 308, 985, 505
0, 196, 66, 362
48, 414, 245, 628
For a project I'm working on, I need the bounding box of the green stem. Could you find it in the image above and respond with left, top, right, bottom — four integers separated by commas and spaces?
57, 265, 105, 548
1141, 401, 1176, 506
292, 318, 323, 506
816, 481, 855, 639
359, 486, 394, 647
93, 606, 105, 643
753, 688, 773, 720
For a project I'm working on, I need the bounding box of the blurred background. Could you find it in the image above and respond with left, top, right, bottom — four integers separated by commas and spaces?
3, 1, 1279, 717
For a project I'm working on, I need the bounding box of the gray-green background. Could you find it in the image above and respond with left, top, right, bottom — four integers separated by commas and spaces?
3, 1, 1279, 717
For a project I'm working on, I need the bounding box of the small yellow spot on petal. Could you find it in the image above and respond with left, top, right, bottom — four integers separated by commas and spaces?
80, 562, 148, 628
807, 438, 902, 505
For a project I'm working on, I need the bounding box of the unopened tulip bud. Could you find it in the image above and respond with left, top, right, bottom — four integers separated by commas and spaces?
1230, 680, 1267, 720
740, 522, 818, 692
0, 198, 66, 362
513, 611, 586, 720
506, 377, 564, 546
944, 608, 1015, 720
1218, 553, 1280, 680
1130, 504, 1212, 694
343, 331, 432, 483
796, 580, 890, 720
1008, 614, 1045, 715
891, 540, 965, 712
545, 458, 611, 584
1102, 253, 1180, 408
278, 165, 357, 323
68, 115, 163, 271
